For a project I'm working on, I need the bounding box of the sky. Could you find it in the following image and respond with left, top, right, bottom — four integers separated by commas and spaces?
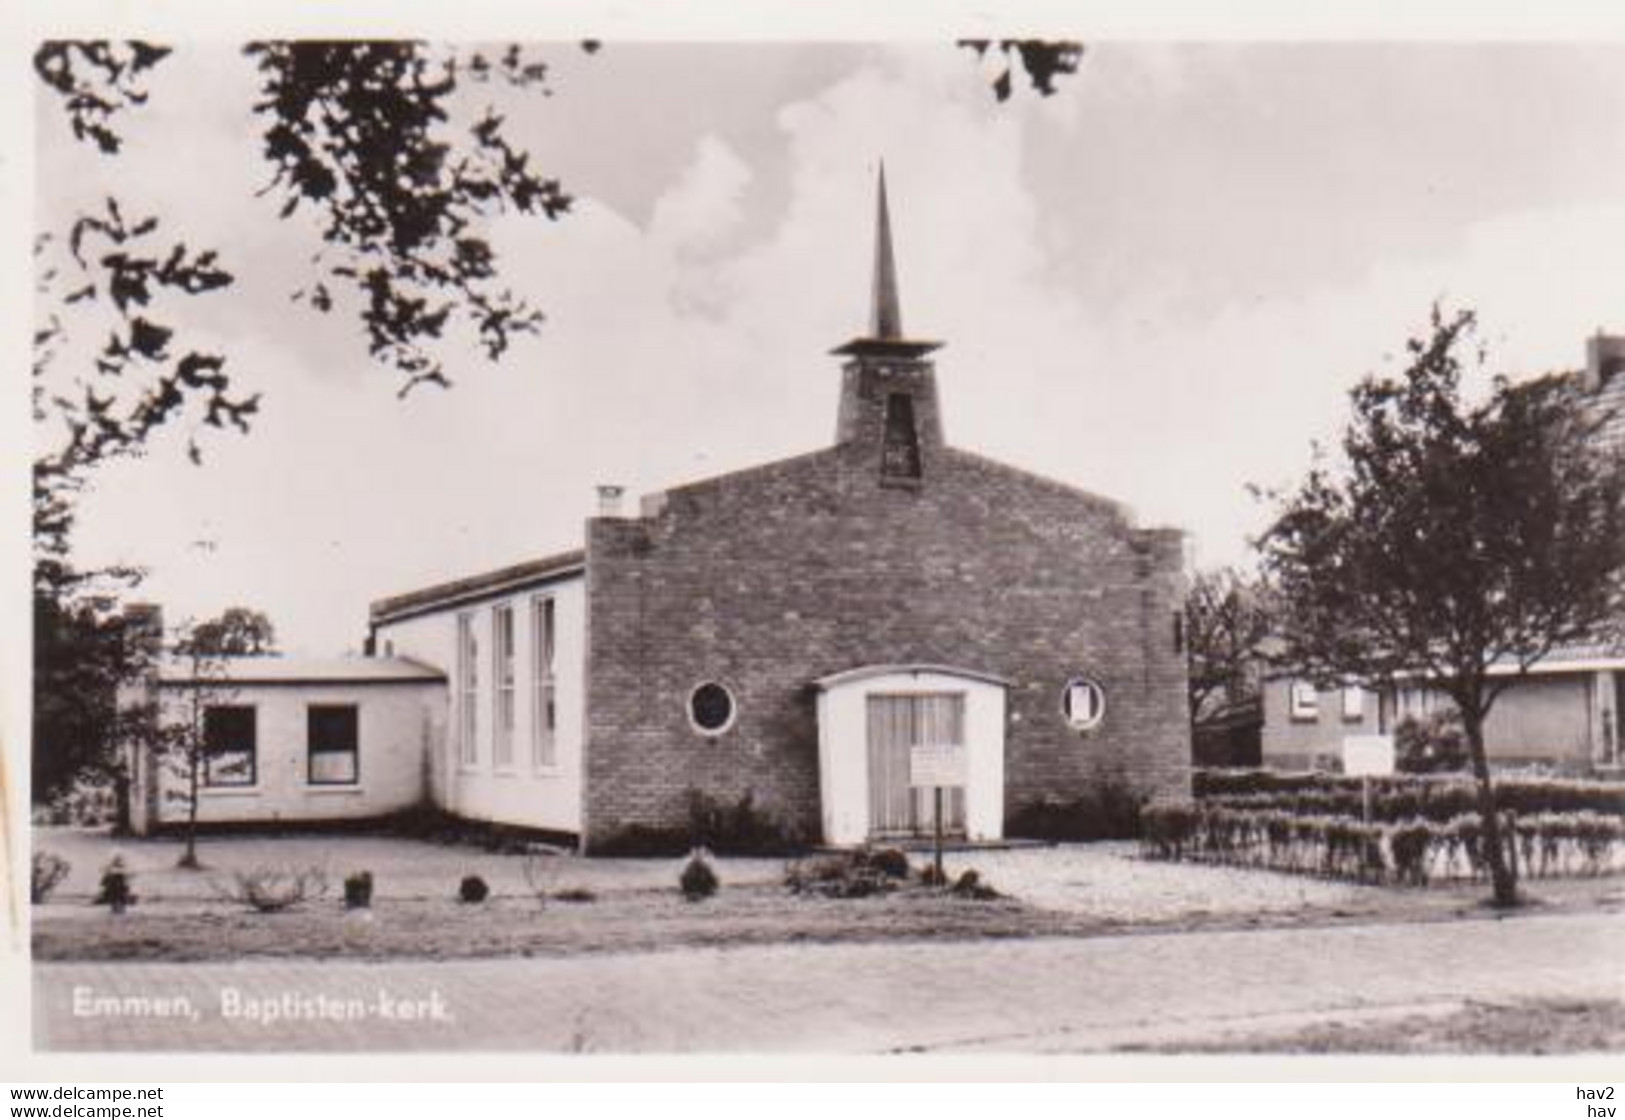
32, 40, 1625, 655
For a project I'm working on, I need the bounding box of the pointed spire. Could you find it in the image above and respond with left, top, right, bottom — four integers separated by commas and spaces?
833, 164, 941, 359
870, 164, 903, 340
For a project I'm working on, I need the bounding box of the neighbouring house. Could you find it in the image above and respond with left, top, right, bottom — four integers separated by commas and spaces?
126, 172, 1193, 849
1257, 332, 1625, 777
1258, 655, 1625, 775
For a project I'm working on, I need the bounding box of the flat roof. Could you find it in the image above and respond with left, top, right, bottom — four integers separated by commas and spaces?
369, 548, 585, 625
158, 656, 445, 687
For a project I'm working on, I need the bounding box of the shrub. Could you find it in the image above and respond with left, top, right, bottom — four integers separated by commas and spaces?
94, 856, 135, 913
685, 788, 801, 856
950, 869, 999, 900
679, 850, 719, 901
592, 823, 691, 858
31, 851, 71, 904
862, 847, 911, 880
42, 779, 117, 828
784, 850, 899, 899
1007, 778, 1149, 841
1193, 769, 1625, 823
218, 866, 329, 913
1139, 800, 1625, 886
918, 862, 949, 888
343, 871, 373, 910
1139, 801, 1200, 860
458, 874, 490, 904
1389, 821, 1433, 886
1395, 712, 1469, 773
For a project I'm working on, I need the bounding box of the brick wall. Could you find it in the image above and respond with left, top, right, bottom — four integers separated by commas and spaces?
582, 355, 1190, 848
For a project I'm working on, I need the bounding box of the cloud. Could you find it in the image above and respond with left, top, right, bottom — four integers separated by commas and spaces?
56, 44, 1625, 652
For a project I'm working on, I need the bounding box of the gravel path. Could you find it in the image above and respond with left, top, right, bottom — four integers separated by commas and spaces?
941, 842, 1372, 921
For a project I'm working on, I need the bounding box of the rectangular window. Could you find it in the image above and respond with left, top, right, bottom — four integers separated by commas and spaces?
1289, 680, 1319, 721
532, 596, 557, 769
493, 603, 516, 768
456, 612, 478, 766
308, 705, 359, 785
1342, 686, 1365, 722
203, 705, 256, 787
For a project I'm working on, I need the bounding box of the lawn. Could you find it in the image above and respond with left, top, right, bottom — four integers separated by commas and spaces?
31, 826, 1625, 963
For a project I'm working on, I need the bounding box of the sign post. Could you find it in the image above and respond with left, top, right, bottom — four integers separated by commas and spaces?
1342, 734, 1396, 878
910, 743, 967, 887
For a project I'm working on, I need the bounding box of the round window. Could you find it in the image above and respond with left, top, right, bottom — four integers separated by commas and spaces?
689, 682, 737, 735
1061, 677, 1106, 731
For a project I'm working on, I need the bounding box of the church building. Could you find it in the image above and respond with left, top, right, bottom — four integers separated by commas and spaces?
131, 174, 1193, 850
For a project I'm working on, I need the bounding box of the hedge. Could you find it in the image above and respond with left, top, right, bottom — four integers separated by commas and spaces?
1193, 769, 1625, 823
1141, 802, 1625, 885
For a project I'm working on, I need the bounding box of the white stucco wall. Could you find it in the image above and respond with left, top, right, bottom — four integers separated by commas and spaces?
152, 680, 441, 826
816, 668, 1006, 846
373, 575, 586, 834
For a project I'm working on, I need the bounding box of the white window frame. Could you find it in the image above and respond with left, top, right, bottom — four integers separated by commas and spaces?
1061, 677, 1106, 732
532, 595, 558, 770
1341, 685, 1365, 722
492, 603, 516, 770
456, 611, 479, 768
202, 704, 258, 788
1289, 680, 1319, 721
307, 703, 360, 786
688, 680, 738, 737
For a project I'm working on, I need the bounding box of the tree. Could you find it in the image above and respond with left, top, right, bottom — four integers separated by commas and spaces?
161, 608, 278, 869
30, 41, 578, 811
1184, 566, 1273, 727
185, 607, 277, 657
958, 40, 1085, 102
31, 589, 145, 820
1257, 306, 1625, 907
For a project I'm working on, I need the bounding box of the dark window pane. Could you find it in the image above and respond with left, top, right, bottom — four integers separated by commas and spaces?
881, 393, 922, 479
307, 704, 359, 785
203, 706, 256, 786
690, 683, 734, 732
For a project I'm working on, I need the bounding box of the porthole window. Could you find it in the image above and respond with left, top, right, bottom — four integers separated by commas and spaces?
689, 682, 737, 736
1061, 677, 1106, 731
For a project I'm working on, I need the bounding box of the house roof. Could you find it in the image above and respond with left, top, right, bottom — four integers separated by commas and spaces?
1264, 636, 1625, 684
369, 548, 585, 626
158, 656, 446, 686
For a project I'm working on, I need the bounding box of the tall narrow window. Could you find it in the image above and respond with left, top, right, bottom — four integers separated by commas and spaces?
1290, 680, 1319, 721
492, 604, 516, 768
532, 596, 557, 768
880, 392, 922, 480
308, 705, 359, 785
456, 612, 478, 766
1342, 686, 1365, 721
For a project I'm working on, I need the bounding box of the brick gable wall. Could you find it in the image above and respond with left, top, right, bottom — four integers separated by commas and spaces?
581, 357, 1190, 848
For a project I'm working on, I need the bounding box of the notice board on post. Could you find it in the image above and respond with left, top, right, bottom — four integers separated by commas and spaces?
910, 743, 967, 788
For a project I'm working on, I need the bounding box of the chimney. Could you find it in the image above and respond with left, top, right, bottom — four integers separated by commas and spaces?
596, 484, 626, 518
1585, 332, 1625, 392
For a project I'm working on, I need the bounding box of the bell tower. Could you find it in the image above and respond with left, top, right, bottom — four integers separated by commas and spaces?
832, 166, 944, 484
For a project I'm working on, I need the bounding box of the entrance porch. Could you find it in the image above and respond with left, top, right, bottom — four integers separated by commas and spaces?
813, 664, 1008, 847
